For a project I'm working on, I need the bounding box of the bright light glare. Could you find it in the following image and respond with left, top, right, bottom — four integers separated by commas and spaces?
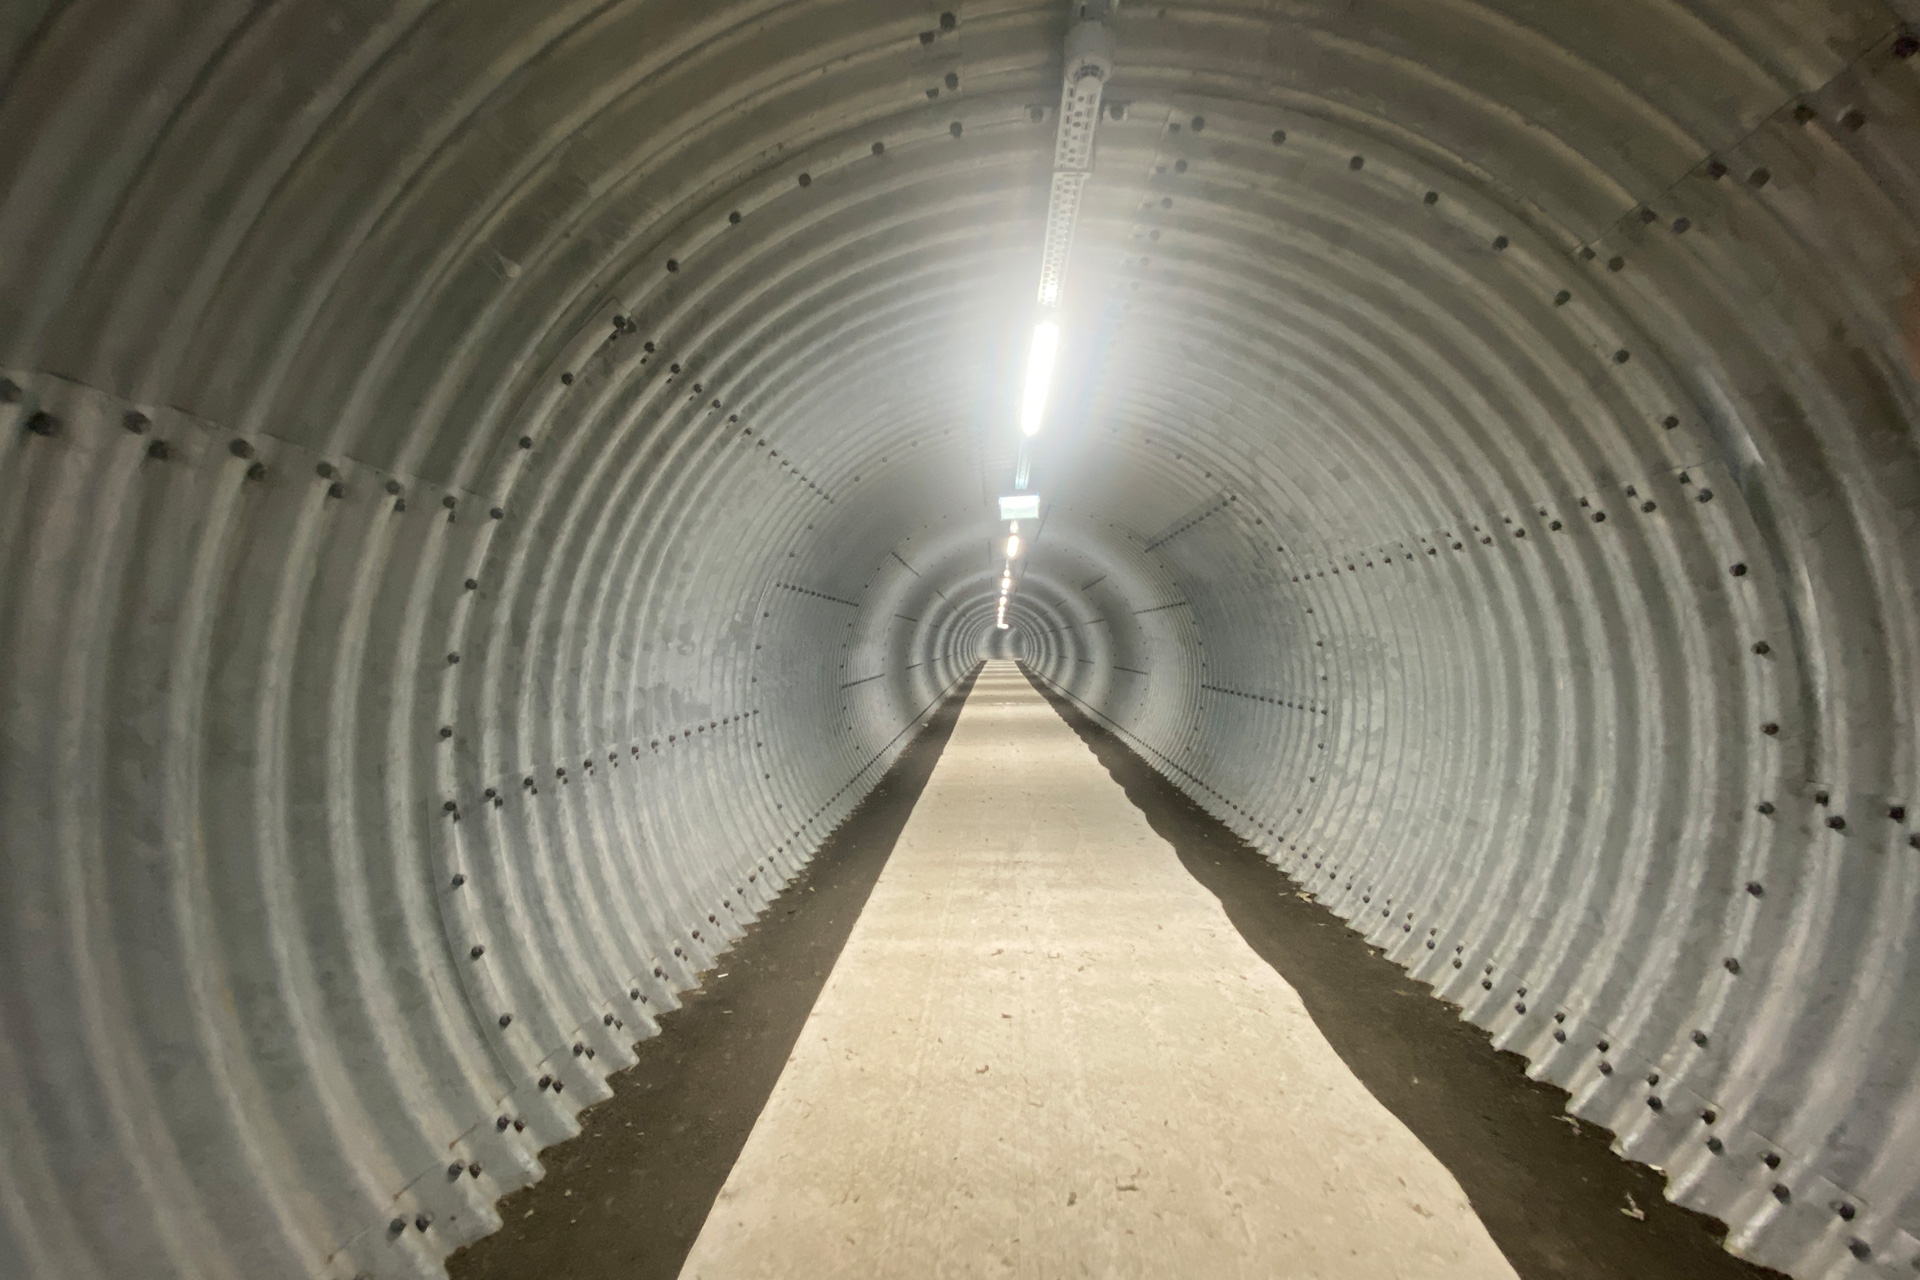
999, 494, 1040, 521
1018, 321, 1060, 437
1006, 535, 1021, 558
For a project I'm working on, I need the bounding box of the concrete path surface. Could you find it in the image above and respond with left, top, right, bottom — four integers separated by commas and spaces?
678, 662, 1518, 1279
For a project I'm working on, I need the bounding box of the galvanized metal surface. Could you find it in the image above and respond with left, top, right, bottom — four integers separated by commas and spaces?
1, 2, 1917, 1278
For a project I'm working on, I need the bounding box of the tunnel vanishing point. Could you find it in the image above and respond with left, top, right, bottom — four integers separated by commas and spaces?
2, 1, 1919, 1278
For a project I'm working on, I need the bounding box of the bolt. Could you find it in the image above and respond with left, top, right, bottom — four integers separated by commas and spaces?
1692, 1030, 1709, 1046
1827, 815, 1846, 831
1725, 957, 1741, 973
1746, 881, 1764, 896
498, 1013, 512, 1027
25, 410, 58, 436
470, 944, 485, 958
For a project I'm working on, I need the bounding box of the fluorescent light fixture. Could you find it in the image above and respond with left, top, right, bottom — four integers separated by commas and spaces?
999, 494, 1040, 521
1006, 535, 1021, 558
1018, 321, 1060, 437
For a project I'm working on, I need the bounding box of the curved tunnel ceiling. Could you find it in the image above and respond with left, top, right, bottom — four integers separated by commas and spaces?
2, 2, 1919, 1277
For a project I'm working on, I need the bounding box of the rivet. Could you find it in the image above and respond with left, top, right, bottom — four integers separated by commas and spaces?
1761, 722, 1778, 736
1707, 1137, 1724, 1153
1348, 155, 1364, 170
1826, 815, 1846, 831
327, 482, 346, 499
1697, 489, 1714, 502
1763, 1152, 1781, 1169
561, 372, 574, 384
1724, 957, 1741, 973
442, 495, 457, 509
1746, 881, 1764, 896
490, 507, 504, 519
450, 873, 465, 887
465, 578, 478, 591
146, 439, 171, 461
1752, 642, 1770, 655
25, 410, 59, 436
1757, 801, 1775, 815
498, 1013, 512, 1027
470, 944, 485, 958
385, 479, 403, 496
1692, 1030, 1709, 1047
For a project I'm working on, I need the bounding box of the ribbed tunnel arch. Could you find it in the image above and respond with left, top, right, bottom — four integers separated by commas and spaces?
2, 2, 1918, 1277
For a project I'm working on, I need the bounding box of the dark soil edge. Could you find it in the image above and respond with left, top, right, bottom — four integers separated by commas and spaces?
447, 664, 983, 1280
1023, 665, 1786, 1280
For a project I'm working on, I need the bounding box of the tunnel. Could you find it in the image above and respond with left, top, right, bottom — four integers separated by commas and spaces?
2, 1, 1919, 1277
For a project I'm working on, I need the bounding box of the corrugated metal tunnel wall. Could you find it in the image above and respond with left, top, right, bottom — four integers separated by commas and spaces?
1, 2, 1917, 1277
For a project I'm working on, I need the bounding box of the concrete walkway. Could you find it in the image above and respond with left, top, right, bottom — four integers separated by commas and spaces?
679, 663, 1517, 1279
